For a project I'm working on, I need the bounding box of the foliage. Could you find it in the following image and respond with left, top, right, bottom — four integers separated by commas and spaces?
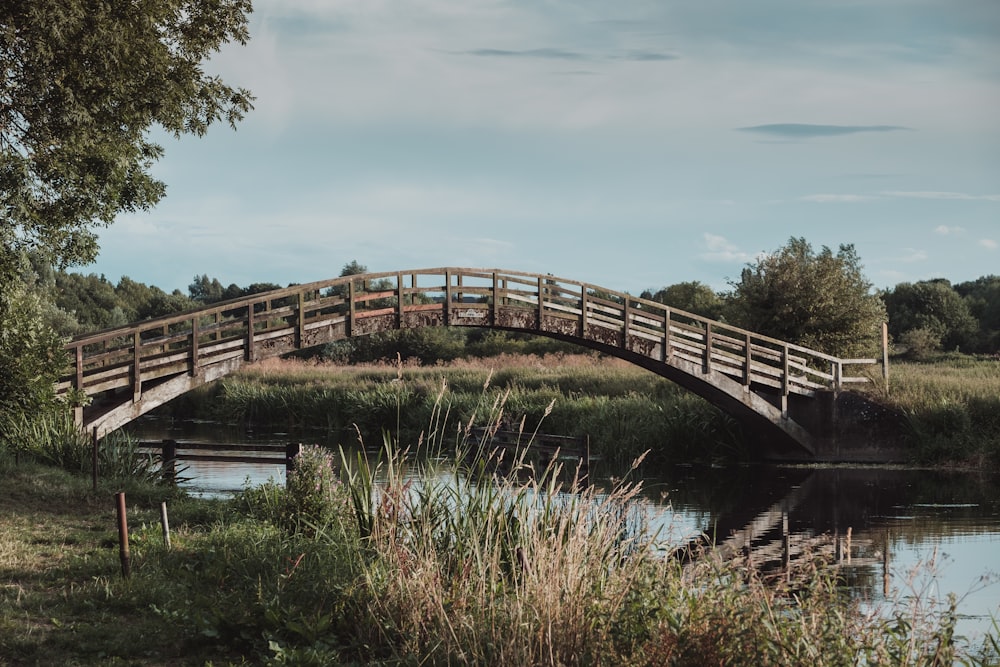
642, 280, 725, 320
954, 275, 1000, 352
2, 407, 166, 483
0, 0, 253, 271
726, 237, 887, 357
884, 279, 980, 355
0, 264, 66, 434
239, 445, 347, 535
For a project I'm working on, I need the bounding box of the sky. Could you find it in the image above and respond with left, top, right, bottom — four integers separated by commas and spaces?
91, 0, 1000, 296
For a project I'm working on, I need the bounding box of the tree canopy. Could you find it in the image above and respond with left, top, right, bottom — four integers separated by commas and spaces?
726, 237, 886, 357
1, 0, 253, 272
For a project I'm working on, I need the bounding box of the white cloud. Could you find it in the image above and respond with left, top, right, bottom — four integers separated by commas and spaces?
881, 191, 1000, 202
801, 194, 875, 203
701, 233, 752, 263
980, 239, 998, 250
934, 225, 965, 235
896, 248, 929, 262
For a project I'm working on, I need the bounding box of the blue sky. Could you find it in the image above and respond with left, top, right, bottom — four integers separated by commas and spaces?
92, 0, 999, 295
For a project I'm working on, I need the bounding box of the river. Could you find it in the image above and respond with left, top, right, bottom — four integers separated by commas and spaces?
125, 415, 1000, 642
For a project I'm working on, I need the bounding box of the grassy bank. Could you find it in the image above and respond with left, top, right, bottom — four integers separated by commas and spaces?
876, 356, 1000, 466
2, 442, 996, 666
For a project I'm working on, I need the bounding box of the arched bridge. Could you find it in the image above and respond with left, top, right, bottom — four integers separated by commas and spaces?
58, 268, 896, 461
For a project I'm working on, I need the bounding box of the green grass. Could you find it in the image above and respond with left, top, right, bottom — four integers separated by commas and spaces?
873, 356, 1000, 466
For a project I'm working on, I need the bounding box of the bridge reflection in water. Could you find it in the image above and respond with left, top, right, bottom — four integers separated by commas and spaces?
652, 464, 1000, 636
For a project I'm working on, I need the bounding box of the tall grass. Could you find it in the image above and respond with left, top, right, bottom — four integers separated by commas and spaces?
2, 408, 168, 484
875, 357, 1000, 465
126, 379, 999, 665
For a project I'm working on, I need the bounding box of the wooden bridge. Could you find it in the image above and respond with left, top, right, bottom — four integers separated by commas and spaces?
58, 267, 893, 461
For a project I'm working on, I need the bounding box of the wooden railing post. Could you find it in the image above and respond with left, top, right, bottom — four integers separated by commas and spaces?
882, 321, 890, 394
190, 316, 199, 377
492, 272, 499, 325
132, 332, 142, 401
296, 291, 306, 348
396, 273, 405, 326
780, 345, 790, 418
664, 309, 672, 362
580, 284, 588, 334
246, 303, 256, 362
348, 281, 356, 335
623, 297, 632, 350
743, 333, 752, 387
75, 345, 84, 396
703, 322, 713, 374
537, 276, 544, 329
445, 270, 453, 325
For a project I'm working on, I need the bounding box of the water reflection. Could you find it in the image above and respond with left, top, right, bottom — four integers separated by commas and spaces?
643, 464, 1000, 637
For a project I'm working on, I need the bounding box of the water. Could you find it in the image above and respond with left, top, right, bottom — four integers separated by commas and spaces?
126, 416, 1000, 640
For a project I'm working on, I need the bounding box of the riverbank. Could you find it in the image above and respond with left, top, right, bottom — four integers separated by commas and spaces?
2, 452, 996, 666
155, 354, 1000, 469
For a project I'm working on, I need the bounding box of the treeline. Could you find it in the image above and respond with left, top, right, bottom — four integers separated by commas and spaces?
640, 275, 1000, 358
31, 247, 999, 360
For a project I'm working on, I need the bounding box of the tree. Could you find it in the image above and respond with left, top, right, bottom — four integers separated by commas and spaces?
726, 237, 886, 357
954, 275, 1000, 353
883, 280, 980, 355
1, 0, 254, 272
1, 0, 252, 430
0, 259, 64, 437
642, 281, 725, 320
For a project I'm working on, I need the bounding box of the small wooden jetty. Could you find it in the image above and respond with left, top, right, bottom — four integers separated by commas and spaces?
137, 439, 303, 484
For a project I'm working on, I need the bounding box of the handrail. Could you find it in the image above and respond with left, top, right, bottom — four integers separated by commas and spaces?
59, 268, 879, 418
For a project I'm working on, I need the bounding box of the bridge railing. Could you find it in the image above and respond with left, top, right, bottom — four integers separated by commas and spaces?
59, 268, 878, 408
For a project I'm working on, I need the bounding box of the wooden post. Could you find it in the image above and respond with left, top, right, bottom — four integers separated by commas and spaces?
396, 273, 405, 326
246, 303, 256, 362
162, 440, 177, 486
882, 322, 890, 394
296, 291, 306, 348
492, 272, 500, 326
132, 332, 142, 401
703, 322, 713, 374
623, 297, 632, 351
664, 309, 672, 362
742, 333, 752, 386
780, 345, 790, 418
91, 427, 99, 492
190, 317, 199, 377
348, 281, 356, 335
580, 284, 588, 334
537, 276, 544, 330
160, 502, 171, 549
115, 492, 131, 579
445, 270, 453, 326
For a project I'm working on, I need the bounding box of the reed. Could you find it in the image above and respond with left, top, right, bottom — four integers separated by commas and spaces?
876, 357, 1000, 465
